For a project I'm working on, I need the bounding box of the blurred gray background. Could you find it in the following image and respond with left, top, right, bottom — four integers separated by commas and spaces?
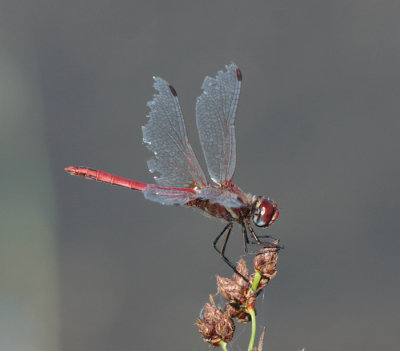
1, 1, 399, 350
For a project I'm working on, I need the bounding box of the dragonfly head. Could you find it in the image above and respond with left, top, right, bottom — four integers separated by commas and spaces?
252, 197, 279, 227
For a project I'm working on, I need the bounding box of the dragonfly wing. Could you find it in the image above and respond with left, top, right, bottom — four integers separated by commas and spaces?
143, 185, 244, 208
196, 63, 242, 185
143, 185, 197, 206
196, 187, 244, 208
143, 77, 207, 188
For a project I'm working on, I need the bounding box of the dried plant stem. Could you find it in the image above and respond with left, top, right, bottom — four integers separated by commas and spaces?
256, 327, 266, 351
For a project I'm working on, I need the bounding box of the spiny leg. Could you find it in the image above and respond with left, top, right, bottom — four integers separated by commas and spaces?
245, 218, 282, 248
213, 223, 249, 282
245, 218, 263, 244
213, 223, 232, 252
220, 223, 233, 257
241, 223, 250, 254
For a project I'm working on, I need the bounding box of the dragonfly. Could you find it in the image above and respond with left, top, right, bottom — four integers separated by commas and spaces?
65, 63, 279, 277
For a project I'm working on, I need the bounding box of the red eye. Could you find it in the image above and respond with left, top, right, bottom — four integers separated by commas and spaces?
253, 198, 279, 227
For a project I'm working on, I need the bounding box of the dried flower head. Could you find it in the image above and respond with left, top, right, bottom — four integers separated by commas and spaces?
197, 245, 281, 347
217, 275, 247, 305
196, 301, 235, 346
254, 242, 280, 280
218, 260, 254, 322
232, 258, 249, 289
225, 304, 251, 323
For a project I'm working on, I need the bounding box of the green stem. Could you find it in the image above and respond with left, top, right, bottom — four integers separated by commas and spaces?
221, 341, 228, 351
246, 271, 262, 350
251, 271, 262, 291
247, 308, 257, 351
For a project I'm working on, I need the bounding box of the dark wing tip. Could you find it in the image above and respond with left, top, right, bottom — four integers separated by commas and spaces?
169, 85, 178, 96
236, 68, 242, 81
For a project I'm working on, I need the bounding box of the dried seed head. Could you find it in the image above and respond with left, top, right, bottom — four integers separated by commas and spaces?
214, 310, 235, 343
254, 243, 279, 279
195, 319, 214, 339
196, 302, 235, 346
217, 276, 246, 304
232, 259, 249, 288
225, 304, 250, 324
202, 302, 219, 322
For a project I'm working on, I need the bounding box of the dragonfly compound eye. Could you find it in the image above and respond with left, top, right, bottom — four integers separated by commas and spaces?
252, 198, 279, 227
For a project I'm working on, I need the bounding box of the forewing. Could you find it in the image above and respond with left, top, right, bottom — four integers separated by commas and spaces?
143, 77, 207, 188
196, 63, 242, 185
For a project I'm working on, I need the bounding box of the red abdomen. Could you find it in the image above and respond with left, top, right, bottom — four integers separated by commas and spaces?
64, 166, 147, 190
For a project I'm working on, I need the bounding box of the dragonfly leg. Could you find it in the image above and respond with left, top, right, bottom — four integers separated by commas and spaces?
220, 223, 233, 258
213, 223, 249, 282
245, 218, 283, 249
213, 223, 232, 252
241, 223, 249, 254
246, 218, 263, 244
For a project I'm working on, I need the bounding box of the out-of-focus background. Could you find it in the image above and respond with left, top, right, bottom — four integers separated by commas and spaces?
1, 1, 399, 350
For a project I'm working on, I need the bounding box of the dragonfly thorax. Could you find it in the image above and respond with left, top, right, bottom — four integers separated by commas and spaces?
252, 197, 279, 227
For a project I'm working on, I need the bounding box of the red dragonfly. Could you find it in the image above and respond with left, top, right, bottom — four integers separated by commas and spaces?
65, 63, 279, 276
